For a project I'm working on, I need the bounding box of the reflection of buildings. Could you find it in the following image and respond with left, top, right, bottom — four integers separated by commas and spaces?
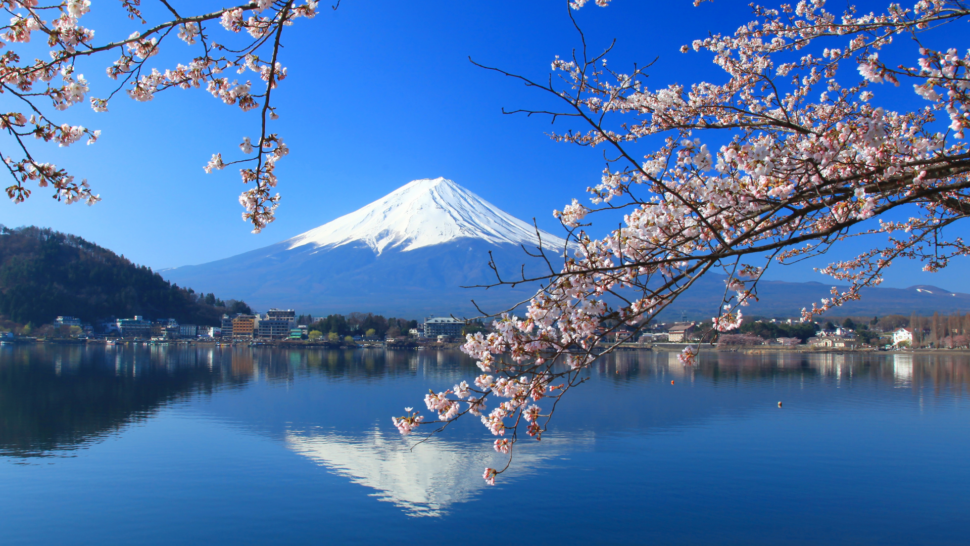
894, 353, 913, 388
285, 428, 592, 517
231, 348, 255, 377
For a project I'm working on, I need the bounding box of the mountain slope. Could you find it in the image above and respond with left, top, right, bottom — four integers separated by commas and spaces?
163, 178, 569, 316
656, 274, 970, 319
285, 177, 567, 254
0, 226, 251, 325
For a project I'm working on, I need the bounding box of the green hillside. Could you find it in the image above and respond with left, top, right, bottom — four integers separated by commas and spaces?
0, 226, 250, 326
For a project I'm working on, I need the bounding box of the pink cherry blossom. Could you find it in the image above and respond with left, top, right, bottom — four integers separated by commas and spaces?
399, 0, 970, 485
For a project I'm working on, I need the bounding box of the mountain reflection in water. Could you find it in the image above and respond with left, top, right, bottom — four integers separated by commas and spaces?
285, 428, 591, 517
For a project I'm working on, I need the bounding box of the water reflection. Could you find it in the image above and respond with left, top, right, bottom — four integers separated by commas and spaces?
2, 345, 968, 461
593, 349, 970, 393
0, 344, 241, 458
286, 428, 591, 517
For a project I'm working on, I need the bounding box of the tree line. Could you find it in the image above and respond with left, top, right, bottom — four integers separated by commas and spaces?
298, 313, 419, 339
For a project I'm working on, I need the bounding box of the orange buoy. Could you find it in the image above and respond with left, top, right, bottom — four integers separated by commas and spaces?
671, 380, 675, 385
778, 401, 783, 408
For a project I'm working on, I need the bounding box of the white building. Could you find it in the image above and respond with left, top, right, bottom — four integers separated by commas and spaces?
893, 328, 914, 347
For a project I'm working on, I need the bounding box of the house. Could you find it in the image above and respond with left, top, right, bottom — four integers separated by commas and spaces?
893, 328, 914, 347
809, 336, 858, 349
667, 323, 695, 343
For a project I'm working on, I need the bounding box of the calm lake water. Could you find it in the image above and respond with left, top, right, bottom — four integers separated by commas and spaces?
1, 345, 968, 545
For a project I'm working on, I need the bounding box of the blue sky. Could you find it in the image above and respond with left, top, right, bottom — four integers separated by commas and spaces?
2, 0, 967, 291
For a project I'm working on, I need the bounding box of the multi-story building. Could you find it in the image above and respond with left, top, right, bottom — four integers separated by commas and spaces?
424, 317, 465, 339
117, 316, 152, 338
256, 309, 296, 340
179, 324, 198, 338
221, 315, 235, 339
232, 314, 257, 340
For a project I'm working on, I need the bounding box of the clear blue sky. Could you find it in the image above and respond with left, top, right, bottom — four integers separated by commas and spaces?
2, 0, 966, 291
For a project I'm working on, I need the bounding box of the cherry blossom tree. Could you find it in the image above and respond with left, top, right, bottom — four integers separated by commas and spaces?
396, 0, 970, 484
1, 0, 324, 232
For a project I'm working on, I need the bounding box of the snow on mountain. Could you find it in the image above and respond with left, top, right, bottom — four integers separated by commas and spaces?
284, 177, 567, 255
162, 177, 570, 316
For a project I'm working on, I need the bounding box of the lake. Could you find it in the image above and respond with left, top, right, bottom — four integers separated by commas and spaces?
1, 345, 968, 545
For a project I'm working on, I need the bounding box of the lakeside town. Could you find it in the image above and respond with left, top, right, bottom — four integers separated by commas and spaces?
2, 308, 966, 351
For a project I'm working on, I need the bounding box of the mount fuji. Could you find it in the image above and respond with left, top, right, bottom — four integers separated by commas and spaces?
163, 176, 970, 320
162, 178, 569, 317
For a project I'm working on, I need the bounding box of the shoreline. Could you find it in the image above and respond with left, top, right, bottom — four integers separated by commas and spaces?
18, 338, 970, 355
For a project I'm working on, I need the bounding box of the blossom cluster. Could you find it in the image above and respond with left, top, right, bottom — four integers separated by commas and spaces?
400, 0, 970, 485
0, 0, 321, 233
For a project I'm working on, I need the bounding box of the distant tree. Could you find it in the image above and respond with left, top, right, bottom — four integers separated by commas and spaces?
297, 314, 314, 326
308, 330, 322, 341
876, 315, 909, 332
227, 300, 252, 315
328, 332, 339, 342
344, 336, 354, 345
366, 328, 376, 337
386, 326, 402, 338
856, 329, 880, 346
205, 293, 216, 306
842, 318, 856, 330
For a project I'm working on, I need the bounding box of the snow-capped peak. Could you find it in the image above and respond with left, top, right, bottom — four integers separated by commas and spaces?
285, 177, 568, 255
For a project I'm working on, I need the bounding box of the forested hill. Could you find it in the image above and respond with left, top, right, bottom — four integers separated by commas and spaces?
0, 226, 251, 326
